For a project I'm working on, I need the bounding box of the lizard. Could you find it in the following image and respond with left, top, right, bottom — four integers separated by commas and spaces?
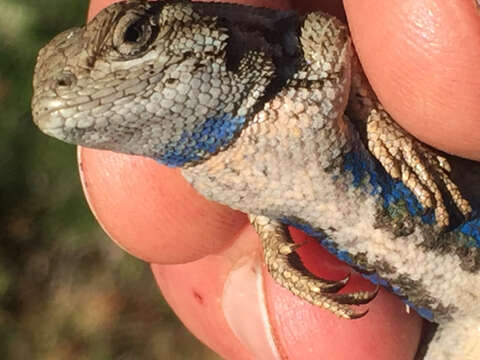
30, 0, 480, 358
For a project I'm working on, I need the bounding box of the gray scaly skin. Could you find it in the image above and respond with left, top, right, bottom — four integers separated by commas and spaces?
31, 1, 480, 358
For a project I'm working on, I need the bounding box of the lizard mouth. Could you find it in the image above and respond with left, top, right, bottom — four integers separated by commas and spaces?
31, 96, 67, 130
31, 92, 95, 143
31, 90, 71, 133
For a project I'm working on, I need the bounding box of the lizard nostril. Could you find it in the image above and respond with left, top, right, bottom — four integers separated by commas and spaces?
54, 72, 76, 88
57, 79, 69, 86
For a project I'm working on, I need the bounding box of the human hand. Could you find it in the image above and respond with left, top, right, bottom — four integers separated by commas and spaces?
80, 1, 480, 359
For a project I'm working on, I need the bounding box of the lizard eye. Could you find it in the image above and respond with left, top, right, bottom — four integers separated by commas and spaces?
113, 12, 157, 58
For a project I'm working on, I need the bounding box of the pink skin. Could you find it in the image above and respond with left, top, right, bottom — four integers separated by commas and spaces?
79, 0, 480, 359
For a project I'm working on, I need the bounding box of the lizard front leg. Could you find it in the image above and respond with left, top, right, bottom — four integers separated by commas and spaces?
347, 57, 472, 228
248, 214, 379, 319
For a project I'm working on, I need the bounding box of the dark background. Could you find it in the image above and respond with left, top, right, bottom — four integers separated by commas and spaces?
0, 1, 219, 358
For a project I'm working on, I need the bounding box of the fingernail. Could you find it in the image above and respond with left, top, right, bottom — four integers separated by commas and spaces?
222, 255, 282, 360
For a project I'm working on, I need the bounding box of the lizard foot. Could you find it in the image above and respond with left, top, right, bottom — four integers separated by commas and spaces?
249, 214, 378, 319
366, 108, 472, 227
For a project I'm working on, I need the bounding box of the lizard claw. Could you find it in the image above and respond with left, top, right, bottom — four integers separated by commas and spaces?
249, 214, 377, 320
316, 272, 350, 293
328, 284, 380, 305
347, 309, 370, 320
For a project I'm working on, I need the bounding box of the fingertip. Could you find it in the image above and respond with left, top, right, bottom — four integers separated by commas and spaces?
345, 0, 480, 160
264, 228, 423, 359
151, 226, 269, 360
79, 147, 247, 263
154, 224, 423, 360
88, 0, 120, 19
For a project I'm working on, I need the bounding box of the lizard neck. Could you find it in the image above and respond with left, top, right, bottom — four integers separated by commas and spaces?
182, 86, 355, 217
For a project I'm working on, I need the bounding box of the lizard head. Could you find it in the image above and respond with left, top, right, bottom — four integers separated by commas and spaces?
32, 0, 302, 166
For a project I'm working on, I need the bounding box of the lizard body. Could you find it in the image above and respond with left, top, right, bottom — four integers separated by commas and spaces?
31, 1, 480, 358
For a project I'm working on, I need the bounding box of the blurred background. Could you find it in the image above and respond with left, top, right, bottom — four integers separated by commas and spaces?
0, 0, 220, 358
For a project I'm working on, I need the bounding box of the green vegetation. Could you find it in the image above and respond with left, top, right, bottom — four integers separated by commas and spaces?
0, 1, 219, 358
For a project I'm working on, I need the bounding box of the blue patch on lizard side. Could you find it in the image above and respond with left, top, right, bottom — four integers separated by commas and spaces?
342, 148, 434, 224
344, 144, 480, 247
281, 218, 435, 321
158, 113, 246, 167
457, 217, 480, 247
